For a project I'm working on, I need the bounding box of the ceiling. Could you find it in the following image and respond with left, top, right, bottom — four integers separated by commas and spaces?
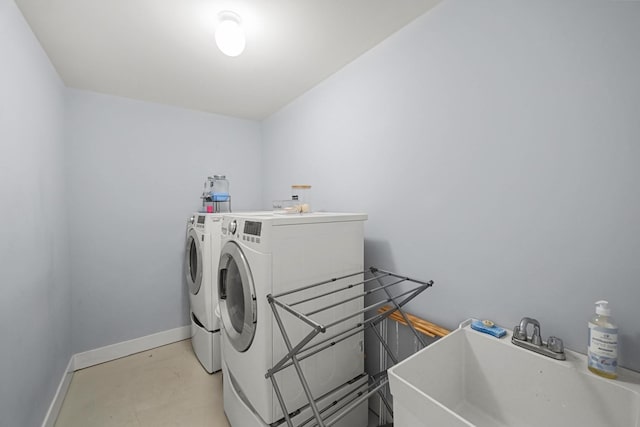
15, 0, 440, 120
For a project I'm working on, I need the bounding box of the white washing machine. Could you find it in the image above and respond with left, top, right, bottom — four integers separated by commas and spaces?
218, 212, 369, 427
185, 213, 224, 373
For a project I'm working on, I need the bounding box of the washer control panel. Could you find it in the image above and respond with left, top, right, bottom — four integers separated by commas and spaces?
223, 218, 263, 245
243, 221, 262, 236
238, 220, 263, 244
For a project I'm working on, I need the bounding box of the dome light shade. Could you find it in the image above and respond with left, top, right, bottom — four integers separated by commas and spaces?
215, 11, 245, 57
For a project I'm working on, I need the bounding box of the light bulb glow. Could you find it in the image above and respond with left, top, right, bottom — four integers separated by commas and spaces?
215, 12, 246, 57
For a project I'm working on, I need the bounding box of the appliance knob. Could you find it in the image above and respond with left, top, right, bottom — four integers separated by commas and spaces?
229, 220, 237, 235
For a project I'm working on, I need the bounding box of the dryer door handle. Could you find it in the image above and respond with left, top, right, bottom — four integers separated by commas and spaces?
219, 268, 227, 299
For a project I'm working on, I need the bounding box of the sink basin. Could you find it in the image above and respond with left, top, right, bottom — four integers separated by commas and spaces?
388, 319, 640, 427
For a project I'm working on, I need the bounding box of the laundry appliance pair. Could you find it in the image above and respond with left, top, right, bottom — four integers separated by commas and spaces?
186, 211, 270, 373
217, 212, 369, 427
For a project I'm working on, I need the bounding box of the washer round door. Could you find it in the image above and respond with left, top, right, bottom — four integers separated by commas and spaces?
185, 228, 203, 295
218, 241, 257, 352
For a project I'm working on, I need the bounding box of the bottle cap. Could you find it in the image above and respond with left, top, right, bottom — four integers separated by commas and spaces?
595, 300, 611, 316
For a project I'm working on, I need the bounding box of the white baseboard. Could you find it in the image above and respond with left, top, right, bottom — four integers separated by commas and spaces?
73, 325, 191, 370
41, 356, 74, 427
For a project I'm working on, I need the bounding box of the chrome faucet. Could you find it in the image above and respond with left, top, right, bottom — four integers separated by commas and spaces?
514, 317, 542, 345
512, 317, 565, 360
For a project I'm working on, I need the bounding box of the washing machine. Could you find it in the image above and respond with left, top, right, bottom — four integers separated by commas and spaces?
185, 213, 225, 373
218, 212, 369, 427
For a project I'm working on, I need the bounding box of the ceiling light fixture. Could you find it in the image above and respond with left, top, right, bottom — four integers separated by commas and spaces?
215, 11, 246, 57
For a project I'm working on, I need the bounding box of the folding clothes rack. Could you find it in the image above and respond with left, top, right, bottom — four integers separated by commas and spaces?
266, 267, 433, 427
373, 306, 450, 425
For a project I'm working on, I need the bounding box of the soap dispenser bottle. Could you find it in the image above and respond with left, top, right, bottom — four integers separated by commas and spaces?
588, 300, 618, 379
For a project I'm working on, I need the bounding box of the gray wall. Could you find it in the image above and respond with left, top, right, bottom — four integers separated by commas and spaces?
65, 90, 262, 353
0, 0, 70, 425
262, 0, 640, 371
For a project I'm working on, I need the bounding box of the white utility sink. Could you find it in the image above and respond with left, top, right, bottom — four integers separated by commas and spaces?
388, 319, 640, 427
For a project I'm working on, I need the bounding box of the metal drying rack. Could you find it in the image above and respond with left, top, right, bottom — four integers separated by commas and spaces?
266, 267, 433, 427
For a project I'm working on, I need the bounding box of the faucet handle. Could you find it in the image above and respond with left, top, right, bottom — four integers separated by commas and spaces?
530, 325, 542, 346
513, 325, 527, 341
547, 336, 564, 353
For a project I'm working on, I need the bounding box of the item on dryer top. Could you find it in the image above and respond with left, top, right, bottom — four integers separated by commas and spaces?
200, 182, 213, 213
200, 175, 231, 213
470, 319, 506, 338
291, 184, 311, 212
211, 175, 230, 202
272, 199, 298, 214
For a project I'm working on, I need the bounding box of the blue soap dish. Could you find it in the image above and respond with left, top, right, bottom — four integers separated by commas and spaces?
471, 319, 507, 338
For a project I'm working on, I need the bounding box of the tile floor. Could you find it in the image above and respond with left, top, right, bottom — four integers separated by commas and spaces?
55, 340, 230, 427
55, 339, 381, 427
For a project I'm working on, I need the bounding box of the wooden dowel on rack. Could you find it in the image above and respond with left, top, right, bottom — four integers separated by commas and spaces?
378, 305, 450, 338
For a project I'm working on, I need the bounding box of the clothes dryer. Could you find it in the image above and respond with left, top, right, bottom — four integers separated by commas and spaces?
185, 213, 224, 373
218, 212, 369, 427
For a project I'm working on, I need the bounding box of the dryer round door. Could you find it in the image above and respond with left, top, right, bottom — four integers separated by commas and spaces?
218, 241, 257, 353
185, 228, 203, 295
